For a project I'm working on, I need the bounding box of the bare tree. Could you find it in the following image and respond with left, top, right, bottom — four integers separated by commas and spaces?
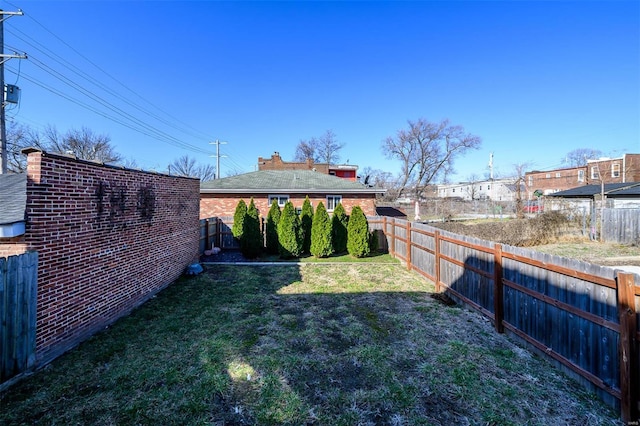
294, 138, 317, 162
6, 121, 44, 172
316, 130, 344, 165
464, 173, 481, 200
169, 155, 216, 181
383, 118, 481, 199
294, 130, 345, 165
44, 125, 122, 164
513, 162, 532, 218
563, 148, 603, 167
360, 166, 394, 188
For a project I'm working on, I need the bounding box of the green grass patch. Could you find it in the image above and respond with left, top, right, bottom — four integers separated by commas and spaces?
0, 263, 621, 425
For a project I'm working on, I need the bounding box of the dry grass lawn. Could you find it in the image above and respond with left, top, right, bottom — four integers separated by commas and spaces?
0, 263, 622, 425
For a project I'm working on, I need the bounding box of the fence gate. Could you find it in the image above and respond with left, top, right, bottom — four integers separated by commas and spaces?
1, 251, 38, 385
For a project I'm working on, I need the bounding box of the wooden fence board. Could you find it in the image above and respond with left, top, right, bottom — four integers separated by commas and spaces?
603, 208, 640, 245
1, 252, 38, 385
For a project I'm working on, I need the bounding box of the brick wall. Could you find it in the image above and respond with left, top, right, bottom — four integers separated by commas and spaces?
24, 150, 200, 365
0, 236, 28, 257
200, 193, 377, 218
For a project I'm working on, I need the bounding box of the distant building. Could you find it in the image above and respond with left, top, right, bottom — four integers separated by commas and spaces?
436, 178, 519, 201
258, 152, 358, 181
524, 154, 640, 199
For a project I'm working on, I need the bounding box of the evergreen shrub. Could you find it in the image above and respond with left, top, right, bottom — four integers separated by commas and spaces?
331, 202, 349, 254
232, 199, 247, 240
277, 201, 303, 258
240, 198, 262, 259
300, 196, 314, 255
265, 200, 281, 254
310, 201, 333, 258
347, 206, 370, 258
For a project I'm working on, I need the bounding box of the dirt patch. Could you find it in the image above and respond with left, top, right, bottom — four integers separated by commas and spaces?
431, 211, 584, 247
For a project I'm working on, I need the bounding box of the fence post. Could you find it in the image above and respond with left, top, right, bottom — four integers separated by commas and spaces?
617, 272, 638, 423
493, 243, 504, 333
434, 230, 441, 293
204, 218, 210, 252
406, 220, 412, 270
216, 218, 222, 249
389, 218, 396, 257
382, 216, 387, 253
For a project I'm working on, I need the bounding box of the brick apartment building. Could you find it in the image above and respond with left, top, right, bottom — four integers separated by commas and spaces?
258, 152, 358, 181
524, 154, 640, 199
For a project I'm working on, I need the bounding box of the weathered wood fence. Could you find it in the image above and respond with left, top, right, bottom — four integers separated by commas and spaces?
603, 208, 640, 245
200, 217, 238, 251
0, 251, 38, 387
370, 216, 639, 422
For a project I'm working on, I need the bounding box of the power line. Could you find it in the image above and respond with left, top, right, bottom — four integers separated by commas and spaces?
3, 3, 259, 171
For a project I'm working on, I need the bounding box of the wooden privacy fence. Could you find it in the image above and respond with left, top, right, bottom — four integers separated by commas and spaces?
200, 217, 239, 252
0, 251, 38, 387
603, 208, 640, 245
372, 216, 639, 422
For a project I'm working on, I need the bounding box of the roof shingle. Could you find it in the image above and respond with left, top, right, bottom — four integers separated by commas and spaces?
0, 173, 26, 225
200, 170, 383, 194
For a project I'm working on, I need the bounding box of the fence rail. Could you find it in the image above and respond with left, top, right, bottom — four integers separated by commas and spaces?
374, 216, 639, 422
1, 251, 38, 387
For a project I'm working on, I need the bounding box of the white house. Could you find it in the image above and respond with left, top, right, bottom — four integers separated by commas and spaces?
436, 178, 519, 201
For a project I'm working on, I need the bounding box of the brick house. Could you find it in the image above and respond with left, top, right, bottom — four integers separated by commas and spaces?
524, 154, 640, 199
200, 169, 384, 219
0, 149, 200, 369
257, 152, 359, 181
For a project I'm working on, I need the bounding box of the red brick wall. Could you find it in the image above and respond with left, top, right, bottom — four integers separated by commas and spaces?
0, 236, 28, 257
24, 150, 200, 364
200, 193, 377, 218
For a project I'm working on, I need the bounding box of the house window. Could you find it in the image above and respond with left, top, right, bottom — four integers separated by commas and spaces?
487, 185, 490, 190
545, 173, 551, 179
326, 195, 342, 211
578, 170, 585, 182
528, 176, 533, 186
479, 185, 482, 190
612, 163, 620, 178
591, 166, 599, 180
555, 172, 561, 178
268, 195, 289, 207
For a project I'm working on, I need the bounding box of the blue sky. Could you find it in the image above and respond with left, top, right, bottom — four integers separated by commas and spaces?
4, 0, 639, 182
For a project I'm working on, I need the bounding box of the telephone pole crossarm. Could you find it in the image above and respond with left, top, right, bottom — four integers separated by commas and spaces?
0, 53, 27, 66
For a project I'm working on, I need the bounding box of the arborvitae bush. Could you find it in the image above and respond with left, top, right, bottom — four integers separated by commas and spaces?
265, 200, 281, 254
300, 196, 314, 255
232, 199, 247, 240
277, 201, 303, 258
331, 203, 349, 254
240, 198, 262, 259
310, 201, 333, 258
347, 206, 370, 258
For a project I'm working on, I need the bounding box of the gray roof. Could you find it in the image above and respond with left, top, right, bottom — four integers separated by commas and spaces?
0, 173, 26, 225
201, 170, 384, 194
549, 182, 640, 198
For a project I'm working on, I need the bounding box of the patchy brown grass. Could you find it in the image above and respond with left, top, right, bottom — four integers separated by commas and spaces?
0, 263, 621, 425
433, 211, 585, 247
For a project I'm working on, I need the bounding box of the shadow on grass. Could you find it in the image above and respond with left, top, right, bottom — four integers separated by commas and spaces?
0, 263, 621, 426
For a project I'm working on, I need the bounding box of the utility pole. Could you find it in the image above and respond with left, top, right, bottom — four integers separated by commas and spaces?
0, 8, 25, 174
209, 139, 227, 179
